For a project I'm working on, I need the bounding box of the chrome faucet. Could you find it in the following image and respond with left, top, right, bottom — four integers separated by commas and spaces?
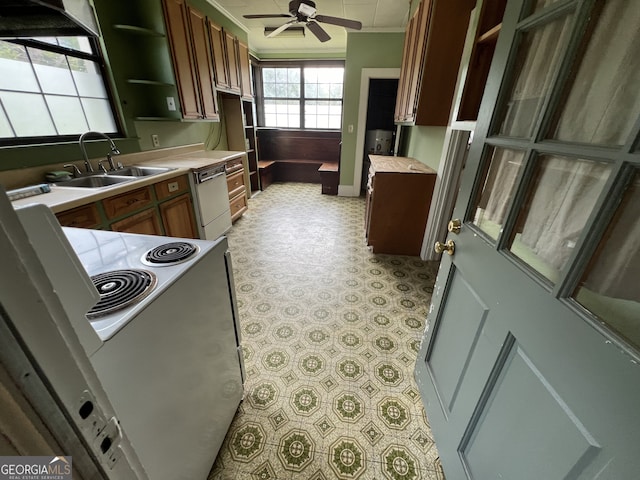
79, 131, 121, 173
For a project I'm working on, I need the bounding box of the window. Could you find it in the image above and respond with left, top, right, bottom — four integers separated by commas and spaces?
260, 63, 344, 129
0, 37, 118, 142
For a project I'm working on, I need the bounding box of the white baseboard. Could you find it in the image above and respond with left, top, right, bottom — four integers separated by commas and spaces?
338, 184, 360, 197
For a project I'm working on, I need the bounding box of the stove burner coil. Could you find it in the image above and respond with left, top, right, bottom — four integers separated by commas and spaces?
87, 269, 157, 319
143, 242, 198, 265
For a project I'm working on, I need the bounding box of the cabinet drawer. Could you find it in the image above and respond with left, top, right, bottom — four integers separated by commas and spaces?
229, 191, 247, 222
56, 203, 100, 229
154, 174, 190, 201
110, 208, 162, 235
226, 170, 245, 199
103, 186, 154, 220
225, 156, 244, 174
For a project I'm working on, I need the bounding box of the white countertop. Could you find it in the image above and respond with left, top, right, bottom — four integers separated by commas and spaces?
9, 148, 245, 213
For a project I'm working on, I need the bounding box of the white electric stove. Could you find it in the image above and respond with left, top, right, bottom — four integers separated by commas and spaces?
16, 204, 244, 480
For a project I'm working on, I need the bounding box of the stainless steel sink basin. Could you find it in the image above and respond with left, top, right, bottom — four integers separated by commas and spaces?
106, 166, 175, 177
56, 175, 135, 188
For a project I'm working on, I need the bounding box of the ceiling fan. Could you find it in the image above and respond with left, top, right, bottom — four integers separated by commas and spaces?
243, 0, 362, 43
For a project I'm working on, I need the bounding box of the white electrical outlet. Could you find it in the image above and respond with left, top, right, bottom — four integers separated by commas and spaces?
151, 134, 160, 147
166, 97, 176, 111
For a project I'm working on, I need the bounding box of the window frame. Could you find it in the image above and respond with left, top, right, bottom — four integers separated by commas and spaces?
254, 60, 345, 130
0, 36, 122, 146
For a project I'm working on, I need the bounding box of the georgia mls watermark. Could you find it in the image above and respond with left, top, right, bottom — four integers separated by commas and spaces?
0, 456, 72, 480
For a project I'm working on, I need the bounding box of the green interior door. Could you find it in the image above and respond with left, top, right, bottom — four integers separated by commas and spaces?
414, 0, 640, 478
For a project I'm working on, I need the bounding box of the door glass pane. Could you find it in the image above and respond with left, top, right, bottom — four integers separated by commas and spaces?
471, 148, 526, 241
497, 13, 573, 138
574, 172, 640, 350
508, 156, 611, 283
550, 0, 640, 146
531, 0, 563, 14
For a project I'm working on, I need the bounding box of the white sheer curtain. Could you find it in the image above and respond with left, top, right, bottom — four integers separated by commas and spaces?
484, 0, 639, 280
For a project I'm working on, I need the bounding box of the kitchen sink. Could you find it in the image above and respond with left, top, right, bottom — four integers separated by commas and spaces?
106, 166, 175, 177
56, 175, 135, 188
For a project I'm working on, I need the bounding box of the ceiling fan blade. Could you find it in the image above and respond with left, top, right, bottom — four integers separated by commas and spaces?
266, 19, 298, 38
244, 14, 292, 19
315, 15, 362, 30
306, 21, 331, 42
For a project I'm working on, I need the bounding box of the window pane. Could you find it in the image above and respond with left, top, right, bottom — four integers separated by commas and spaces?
46, 95, 88, 134
275, 84, 287, 97
471, 148, 526, 241
304, 100, 341, 130
549, 0, 640, 146
0, 107, 14, 138
287, 83, 300, 98
305, 83, 318, 97
573, 172, 640, 349
263, 68, 275, 82
72, 60, 108, 98
497, 14, 573, 138
29, 48, 77, 95
82, 98, 117, 132
287, 68, 300, 83
0, 91, 55, 136
58, 36, 93, 54
264, 99, 299, 128
509, 156, 611, 283
264, 82, 276, 97
0, 42, 39, 92
330, 84, 343, 99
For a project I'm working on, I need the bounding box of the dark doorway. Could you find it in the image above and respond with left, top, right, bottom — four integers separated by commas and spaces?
361, 78, 398, 193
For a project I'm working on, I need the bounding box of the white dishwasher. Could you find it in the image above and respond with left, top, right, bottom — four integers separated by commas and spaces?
191, 164, 233, 240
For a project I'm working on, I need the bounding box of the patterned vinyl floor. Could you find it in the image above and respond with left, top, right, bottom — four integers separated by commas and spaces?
209, 183, 443, 480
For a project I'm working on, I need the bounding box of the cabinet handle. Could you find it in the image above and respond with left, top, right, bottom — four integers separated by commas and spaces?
126, 198, 139, 206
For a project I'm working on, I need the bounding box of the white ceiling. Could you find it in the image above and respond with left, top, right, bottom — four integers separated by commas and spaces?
205, 0, 412, 56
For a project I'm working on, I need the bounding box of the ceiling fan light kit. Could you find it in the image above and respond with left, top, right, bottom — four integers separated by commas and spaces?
244, 0, 363, 43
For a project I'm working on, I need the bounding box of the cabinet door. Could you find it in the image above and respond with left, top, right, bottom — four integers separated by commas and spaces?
163, 0, 201, 119
56, 203, 101, 229
187, 5, 218, 120
110, 208, 163, 236
208, 20, 230, 90
237, 40, 253, 99
159, 193, 198, 239
395, 14, 415, 122
224, 31, 241, 94
404, 0, 430, 122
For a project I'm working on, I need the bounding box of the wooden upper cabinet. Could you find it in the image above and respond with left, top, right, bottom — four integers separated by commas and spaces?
395, 0, 475, 126
457, 0, 507, 121
163, 0, 218, 120
163, 0, 201, 119
208, 20, 230, 90
187, 5, 219, 120
237, 40, 253, 100
224, 31, 242, 94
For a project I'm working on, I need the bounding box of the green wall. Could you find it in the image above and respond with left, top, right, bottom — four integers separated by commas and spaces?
400, 125, 447, 171
340, 32, 405, 187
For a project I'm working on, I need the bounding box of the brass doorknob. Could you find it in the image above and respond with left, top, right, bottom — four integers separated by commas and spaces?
448, 219, 462, 234
434, 239, 455, 256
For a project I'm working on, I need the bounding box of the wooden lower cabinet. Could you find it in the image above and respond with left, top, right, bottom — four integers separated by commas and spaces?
366, 155, 437, 255
159, 193, 198, 238
56, 203, 100, 228
55, 174, 199, 239
110, 208, 163, 235
225, 155, 248, 223
229, 192, 247, 223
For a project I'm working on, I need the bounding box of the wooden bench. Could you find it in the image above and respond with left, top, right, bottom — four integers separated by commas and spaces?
318, 162, 339, 195
258, 160, 275, 190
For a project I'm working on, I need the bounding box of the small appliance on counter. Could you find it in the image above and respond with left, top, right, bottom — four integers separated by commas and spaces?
15, 204, 244, 480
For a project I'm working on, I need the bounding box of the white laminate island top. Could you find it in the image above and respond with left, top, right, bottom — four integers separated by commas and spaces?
8, 147, 246, 213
